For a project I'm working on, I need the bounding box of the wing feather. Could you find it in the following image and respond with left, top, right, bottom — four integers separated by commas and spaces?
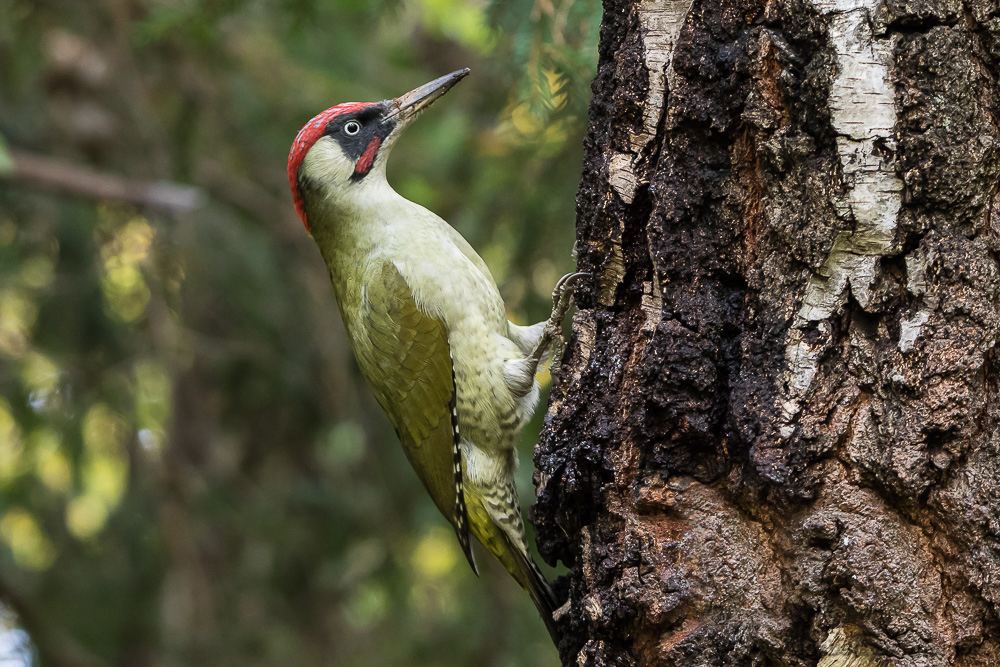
352, 261, 476, 573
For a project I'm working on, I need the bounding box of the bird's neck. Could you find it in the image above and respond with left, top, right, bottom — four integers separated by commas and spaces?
308, 173, 418, 274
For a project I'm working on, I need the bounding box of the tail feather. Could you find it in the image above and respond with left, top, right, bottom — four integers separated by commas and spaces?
522, 551, 560, 644
467, 524, 561, 642
464, 483, 562, 644
453, 522, 479, 576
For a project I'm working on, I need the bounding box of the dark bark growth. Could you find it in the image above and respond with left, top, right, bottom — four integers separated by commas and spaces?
536, 0, 1000, 664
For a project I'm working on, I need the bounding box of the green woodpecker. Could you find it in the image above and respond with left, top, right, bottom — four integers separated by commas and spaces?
287, 68, 579, 641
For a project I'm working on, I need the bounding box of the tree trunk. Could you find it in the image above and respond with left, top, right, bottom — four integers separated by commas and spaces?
535, 0, 1000, 664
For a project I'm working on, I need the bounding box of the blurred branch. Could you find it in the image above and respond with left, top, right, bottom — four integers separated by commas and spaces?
196, 158, 291, 227
3, 149, 205, 214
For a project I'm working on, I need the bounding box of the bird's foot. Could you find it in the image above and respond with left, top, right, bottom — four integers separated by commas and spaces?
528, 272, 588, 378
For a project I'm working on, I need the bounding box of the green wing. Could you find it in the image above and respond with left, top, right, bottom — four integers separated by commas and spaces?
352, 261, 476, 573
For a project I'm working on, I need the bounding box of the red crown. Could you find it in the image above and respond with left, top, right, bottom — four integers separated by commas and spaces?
287, 102, 372, 231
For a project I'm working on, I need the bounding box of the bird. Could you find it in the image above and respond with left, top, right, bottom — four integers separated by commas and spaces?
286, 68, 581, 642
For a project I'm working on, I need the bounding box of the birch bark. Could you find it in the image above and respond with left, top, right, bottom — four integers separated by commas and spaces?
536, 1, 1000, 664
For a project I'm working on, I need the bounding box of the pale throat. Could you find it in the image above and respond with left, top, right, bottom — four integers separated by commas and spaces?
303, 141, 399, 215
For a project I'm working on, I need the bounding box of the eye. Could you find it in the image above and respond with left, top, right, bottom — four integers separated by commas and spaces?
344, 121, 362, 136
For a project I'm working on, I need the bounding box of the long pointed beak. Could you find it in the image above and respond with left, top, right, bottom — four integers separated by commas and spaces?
385, 68, 470, 127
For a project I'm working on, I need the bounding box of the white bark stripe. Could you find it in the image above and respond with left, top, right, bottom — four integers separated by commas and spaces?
780, 1, 903, 429
608, 0, 693, 204
635, 0, 693, 148
799, 5, 902, 322
826, 9, 900, 242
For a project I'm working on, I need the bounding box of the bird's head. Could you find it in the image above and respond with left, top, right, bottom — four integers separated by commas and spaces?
287, 68, 470, 232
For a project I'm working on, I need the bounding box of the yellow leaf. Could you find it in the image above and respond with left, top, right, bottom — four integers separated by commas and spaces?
0, 509, 56, 571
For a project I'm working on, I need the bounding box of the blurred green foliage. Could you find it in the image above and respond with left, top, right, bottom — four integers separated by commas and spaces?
0, 0, 599, 664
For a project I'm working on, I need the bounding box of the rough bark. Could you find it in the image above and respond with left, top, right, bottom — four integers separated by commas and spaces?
535, 0, 1000, 664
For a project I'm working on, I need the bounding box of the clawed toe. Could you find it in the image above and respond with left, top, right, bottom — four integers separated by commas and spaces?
524, 272, 588, 376
530, 272, 588, 377
552, 271, 589, 296
550, 272, 588, 320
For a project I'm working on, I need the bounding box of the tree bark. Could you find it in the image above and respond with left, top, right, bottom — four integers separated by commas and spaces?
536, 0, 1000, 664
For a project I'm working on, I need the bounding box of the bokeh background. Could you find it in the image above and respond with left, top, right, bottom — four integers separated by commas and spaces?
0, 0, 599, 664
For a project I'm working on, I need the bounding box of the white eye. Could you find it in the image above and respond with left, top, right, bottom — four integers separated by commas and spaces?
344, 121, 361, 135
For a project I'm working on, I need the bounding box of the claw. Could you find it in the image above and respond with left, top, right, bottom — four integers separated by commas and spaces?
526, 271, 588, 379
552, 271, 589, 296
549, 272, 588, 321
